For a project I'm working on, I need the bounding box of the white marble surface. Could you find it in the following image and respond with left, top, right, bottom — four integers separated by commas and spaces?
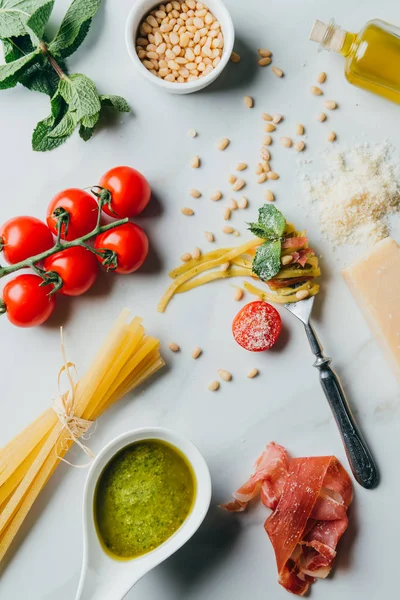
0, 0, 399, 598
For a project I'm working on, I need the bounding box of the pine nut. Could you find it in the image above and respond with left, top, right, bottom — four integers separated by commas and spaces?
257, 173, 267, 183
232, 178, 245, 191
267, 171, 279, 180
311, 85, 323, 95
294, 141, 305, 152
230, 51, 240, 63
263, 135, 272, 146
262, 160, 270, 172
264, 123, 276, 133
296, 289, 310, 300
189, 188, 201, 198
327, 131, 336, 142
258, 48, 271, 57
236, 162, 247, 171
204, 231, 215, 242
247, 368, 259, 379
258, 57, 271, 66
208, 380, 219, 391
188, 128, 197, 137
273, 114, 283, 124
260, 148, 271, 161
217, 137, 230, 150
192, 346, 202, 359
218, 369, 232, 382
272, 66, 284, 77
317, 112, 327, 122
255, 163, 263, 175
262, 113, 273, 121
238, 196, 248, 209
280, 137, 292, 148
317, 71, 327, 84
223, 207, 231, 221
181, 252, 192, 262
229, 198, 238, 210
181, 207, 194, 215
296, 123, 304, 135
232, 230, 240, 237
222, 225, 234, 234
228, 174, 236, 185
192, 247, 201, 259
168, 342, 180, 352
234, 287, 244, 301
190, 155, 200, 168
244, 96, 254, 108
324, 100, 338, 110
265, 189, 275, 202
281, 254, 293, 265
211, 190, 222, 201
219, 261, 230, 273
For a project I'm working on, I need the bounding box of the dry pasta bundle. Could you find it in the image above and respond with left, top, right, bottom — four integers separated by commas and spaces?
0, 309, 164, 563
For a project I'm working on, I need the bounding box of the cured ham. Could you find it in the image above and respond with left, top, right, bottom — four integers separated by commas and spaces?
222, 443, 352, 596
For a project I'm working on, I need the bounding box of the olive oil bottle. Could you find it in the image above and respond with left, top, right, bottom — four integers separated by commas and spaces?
310, 19, 400, 104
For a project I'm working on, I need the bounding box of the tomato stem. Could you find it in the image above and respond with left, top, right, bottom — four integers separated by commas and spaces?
0, 298, 6, 315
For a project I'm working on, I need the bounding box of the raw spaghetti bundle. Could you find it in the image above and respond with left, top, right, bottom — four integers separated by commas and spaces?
0, 309, 164, 562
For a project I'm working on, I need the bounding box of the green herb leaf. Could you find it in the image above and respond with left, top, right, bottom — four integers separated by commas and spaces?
100, 94, 130, 113
252, 240, 282, 282
248, 222, 272, 239
58, 73, 101, 120
32, 91, 69, 151
0, 0, 53, 39
26, 0, 54, 42
48, 0, 101, 58
257, 204, 286, 238
78, 110, 99, 141
0, 50, 38, 89
48, 111, 77, 137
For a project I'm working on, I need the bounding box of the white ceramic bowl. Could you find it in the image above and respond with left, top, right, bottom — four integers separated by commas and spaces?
125, 0, 235, 94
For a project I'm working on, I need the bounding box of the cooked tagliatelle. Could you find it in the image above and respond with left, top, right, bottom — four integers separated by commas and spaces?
158, 221, 320, 312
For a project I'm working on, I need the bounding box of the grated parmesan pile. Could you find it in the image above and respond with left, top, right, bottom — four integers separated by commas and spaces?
303, 142, 400, 246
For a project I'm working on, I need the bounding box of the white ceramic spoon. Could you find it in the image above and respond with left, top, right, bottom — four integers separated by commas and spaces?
75, 427, 212, 600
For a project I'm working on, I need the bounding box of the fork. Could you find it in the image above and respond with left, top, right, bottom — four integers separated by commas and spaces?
285, 296, 379, 489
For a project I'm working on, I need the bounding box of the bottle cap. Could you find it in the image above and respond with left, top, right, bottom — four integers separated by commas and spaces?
309, 19, 346, 53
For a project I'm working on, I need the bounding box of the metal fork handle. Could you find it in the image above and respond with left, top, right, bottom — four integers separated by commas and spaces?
305, 322, 379, 489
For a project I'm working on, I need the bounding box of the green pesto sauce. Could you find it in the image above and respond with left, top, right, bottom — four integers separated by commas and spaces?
94, 440, 195, 560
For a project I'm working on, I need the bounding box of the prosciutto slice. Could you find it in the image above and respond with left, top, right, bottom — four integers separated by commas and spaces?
222, 443, 352, 596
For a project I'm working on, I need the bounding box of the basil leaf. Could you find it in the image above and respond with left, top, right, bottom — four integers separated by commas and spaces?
58, 73, 101, 120
252, 240, 282, 282
0, 50, 38, 89
257, 204, 286, 238
100, 94, 130, 113
48, 0, 101, 58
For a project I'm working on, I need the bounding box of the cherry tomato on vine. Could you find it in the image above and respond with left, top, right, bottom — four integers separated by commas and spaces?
232, 301, 282, 352
46, 189, 98, 241
94, 223, 149, 274
0, 216, 54, 265
44, 247, 98, 296
97, 166, 151, 218
1, 274, 56, 327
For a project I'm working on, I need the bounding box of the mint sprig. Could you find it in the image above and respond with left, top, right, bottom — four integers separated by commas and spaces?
248, 204, 287, 282
0, 0, 130, 151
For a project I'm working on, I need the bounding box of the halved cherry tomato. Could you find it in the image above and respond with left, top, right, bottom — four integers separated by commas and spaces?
232, 301, 282, 351
46, 189, 98, 241
94, 223, 149, 274
1, 274, 56, 327
98, 166, 151, 218
44, 246, 98, 296
0, 216, 54, 264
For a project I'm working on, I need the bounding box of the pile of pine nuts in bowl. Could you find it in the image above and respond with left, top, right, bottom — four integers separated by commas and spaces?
125, 0, 234, 94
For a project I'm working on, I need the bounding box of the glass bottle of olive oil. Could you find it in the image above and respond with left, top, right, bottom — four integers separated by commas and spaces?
310, 19, 400, 104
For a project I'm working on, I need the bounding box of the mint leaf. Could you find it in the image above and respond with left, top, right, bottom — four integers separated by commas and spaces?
0, 50, 38, 89
100, 94, 130, 113
26, 0, 54, 42
252, 240, 282, 282
257, 205, 286, 238
0, 0, 53, 39
58, 73, 100, 120
79, 123, 95, 141
48, 111, 76, 137
49, 0, 101, 58
248, 222, 272, 239
32, 116, 70, 151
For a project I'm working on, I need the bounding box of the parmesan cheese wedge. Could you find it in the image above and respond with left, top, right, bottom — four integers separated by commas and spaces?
342, 238, 400, 382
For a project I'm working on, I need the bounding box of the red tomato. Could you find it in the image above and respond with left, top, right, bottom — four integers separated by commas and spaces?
94, 223, 149, 274
1, 274, 56, 327
46, 189, 98, 241
0, 216, 54, 264
232, 301, 282, 351
44, 246, 98, 296
98, 166, 151, 218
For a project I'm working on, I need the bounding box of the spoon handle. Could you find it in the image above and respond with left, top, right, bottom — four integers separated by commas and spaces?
304, 322, 379, 489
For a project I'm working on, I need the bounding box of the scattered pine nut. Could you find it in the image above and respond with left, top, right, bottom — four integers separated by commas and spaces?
311, 85, 323, 96
265, 189, 275, 202
168, 342, 180, 352
262, 160, 270, 172
247, 368, 259, 379
189, 188, 201, 198
257, 173, 267, 183
190, 155, 200, 168
192, 346, 202, 359
294, 141, 305, 152
272, 66, 284, 77
324, 100, 338, 110
262, 113, 273, 121
192, 247, 201, 259
317, 112, 327, 122
317, 71, 327, 84
229, 198, 238, 210
258, 48, 272, 57
263, 135, 272, 146
280, 137, 292, 148
296, 123, 304, 135
223, 207, 231, 220
218, 369, 232, 382
236, 162, 247, 171
258, 57, 271, 66
188, 129, 197, 138
232, 178, 245, 191
208, 380, 220, 391
230, 51, 241, 63
181, 252, 192, 262
222, 225, 234, 234
204, 231, 215, 242
327, 131, 336, 142
273, 114, 283, 124
234, 287, 244, 301
220, 262, 230, 272
238, 196, 248, 209
256, 163, 263, 175
217, 137, 230, 150
267, 171, 279, 180
260, 148, 271, 161
181, 207, 194, 216
211, 190, 222, 201
244, 95, 254, 108
296, 289, 310, 300
228, 174, 236, 185
232, 230, 240, 237
281, 255, 293, 265
264, 123, 276, 133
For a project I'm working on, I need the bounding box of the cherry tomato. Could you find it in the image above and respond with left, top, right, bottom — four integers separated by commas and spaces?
46, 189, 98, 241
1, 274, 56, 327
98, 166, 151, 218
94, 223, 149, 274
44, 247, 98, 296
0, 216, 54, 264
232, 301, 282, 352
